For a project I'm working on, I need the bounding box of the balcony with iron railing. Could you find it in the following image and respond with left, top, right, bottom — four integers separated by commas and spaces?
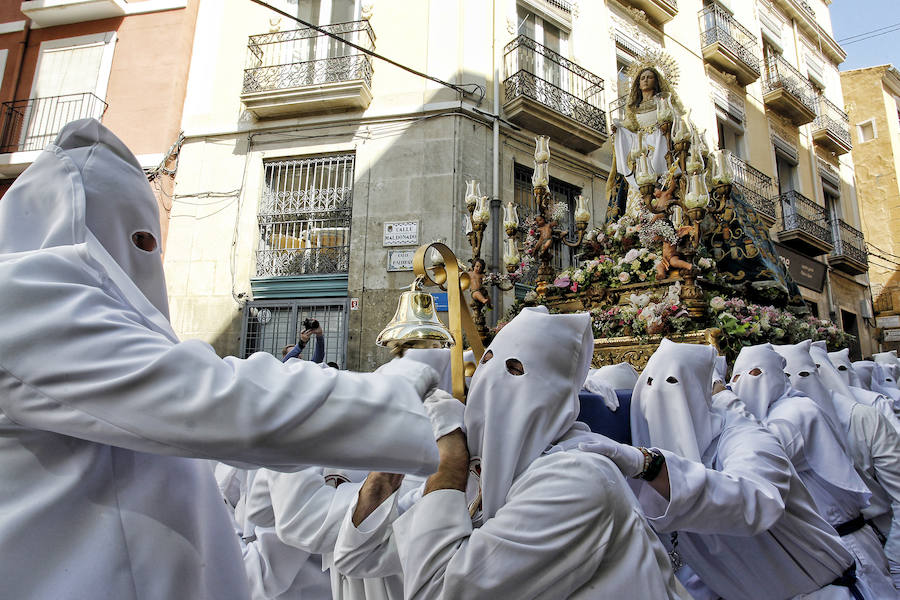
763, 50, 817, 126
503, 35, 607, 153
609, 94, 628, 123
730, 154, 777, 225
0, 92, 107, 154
812, 96, 852, 155
241, 20, 375, 118
621, 0, 678, 24
775, 190, 833, 255
828, 219, 867, 275
699, 3, 761, 85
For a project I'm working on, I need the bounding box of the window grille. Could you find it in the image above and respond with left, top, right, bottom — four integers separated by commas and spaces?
257, 154, 355, 277
240, 298, 349, 367
513, 163, 582, 275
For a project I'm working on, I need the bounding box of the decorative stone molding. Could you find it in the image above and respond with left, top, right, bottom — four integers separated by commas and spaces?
361, 1, 374, 20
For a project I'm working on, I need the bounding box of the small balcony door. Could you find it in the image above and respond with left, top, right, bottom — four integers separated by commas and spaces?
24, 32, 115, 150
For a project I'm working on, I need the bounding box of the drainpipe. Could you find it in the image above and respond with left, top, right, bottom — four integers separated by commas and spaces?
489, 0, 501, 323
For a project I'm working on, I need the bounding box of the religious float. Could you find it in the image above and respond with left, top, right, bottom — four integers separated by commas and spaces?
375, 50, 852, 394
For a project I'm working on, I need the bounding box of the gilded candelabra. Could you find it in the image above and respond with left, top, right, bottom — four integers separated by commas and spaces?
531, 136, 592, 294
633, 106, 732, 318
463, 181, 518, 341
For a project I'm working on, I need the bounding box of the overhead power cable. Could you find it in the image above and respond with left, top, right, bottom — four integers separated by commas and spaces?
247, 0, 486, 102
840, 25, 900, 46
837, 21, 900, 43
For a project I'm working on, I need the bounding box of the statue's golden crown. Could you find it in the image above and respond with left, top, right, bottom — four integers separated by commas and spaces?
625, 49, 680, 89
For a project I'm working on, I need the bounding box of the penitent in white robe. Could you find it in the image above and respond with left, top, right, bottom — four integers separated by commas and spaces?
636, 410, 856, 600
344, 451, 688, 600
254, 467, 421, 600
0, 120, 439, 600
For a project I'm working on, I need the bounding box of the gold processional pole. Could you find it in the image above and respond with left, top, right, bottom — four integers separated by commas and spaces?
376, 242, 485, 402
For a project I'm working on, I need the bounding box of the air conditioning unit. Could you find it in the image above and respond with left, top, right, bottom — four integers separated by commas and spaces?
860, 298, 874, 320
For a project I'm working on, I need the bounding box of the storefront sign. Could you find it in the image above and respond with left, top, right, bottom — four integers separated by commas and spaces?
383, 221, 419, 247
387, 249, 415, 271
774, 244, 827, 292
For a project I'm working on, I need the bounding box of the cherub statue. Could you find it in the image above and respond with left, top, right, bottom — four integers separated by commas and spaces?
468, 257, 492, 309
649, 185, 693, 280
533, 214, 555, 261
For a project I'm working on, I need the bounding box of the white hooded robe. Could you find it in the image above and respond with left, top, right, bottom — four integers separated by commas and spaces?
0, 120, 439, 599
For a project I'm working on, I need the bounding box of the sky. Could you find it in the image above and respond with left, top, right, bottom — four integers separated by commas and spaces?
830, 0, 900, 71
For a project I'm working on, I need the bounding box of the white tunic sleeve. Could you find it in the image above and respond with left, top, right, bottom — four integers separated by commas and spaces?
243, 526, 311, 599
333, 489, 405, 579
851, 407, 900, 562
640, 422, 790, 535
262, 468, 361, 554
392, 452, 687, 600
0, 256, 439, 476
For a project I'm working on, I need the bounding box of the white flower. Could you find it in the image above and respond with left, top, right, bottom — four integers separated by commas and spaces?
618, 272, 631, 283
709, 296, 727, 311
624, 248, 641, 263
628, 293, 651, 308
697, 257, 713, 269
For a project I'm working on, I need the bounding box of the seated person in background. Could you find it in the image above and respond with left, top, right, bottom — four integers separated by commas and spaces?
337, 308, 690, 600
581, 339, 859, 600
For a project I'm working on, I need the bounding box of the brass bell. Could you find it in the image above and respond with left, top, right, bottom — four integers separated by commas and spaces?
376, 282, 455, 350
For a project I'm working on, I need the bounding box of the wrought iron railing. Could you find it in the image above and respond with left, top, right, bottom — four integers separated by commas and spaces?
609, 94, 628, 123
256, 155, 355, 277
778, 190, 832, 246
831, 219, 867, 266
730, 154, 776, 221
699, 3, 761, 77
542, 0, 573, 13
503, 35, 607, 136
243, 21, 375, 95
813, 96, 851, 148
763, 51, 817, 116
0, 92, 107, 153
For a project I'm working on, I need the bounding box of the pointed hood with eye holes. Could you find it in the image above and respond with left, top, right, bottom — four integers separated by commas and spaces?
464, 306, 594, 521
732, 344, 869, 500
731, 343, 793, 421
828, 349, 862, 388
773, 341, 855, 437
873, 351, 900, 390
0, 119, 172, 336
855, 360, 900, 402
631, 339, 723, 463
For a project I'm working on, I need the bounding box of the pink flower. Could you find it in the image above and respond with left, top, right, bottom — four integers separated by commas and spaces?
571, 282, 579, 292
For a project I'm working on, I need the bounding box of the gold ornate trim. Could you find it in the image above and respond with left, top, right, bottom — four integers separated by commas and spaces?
592, 328, 722, 370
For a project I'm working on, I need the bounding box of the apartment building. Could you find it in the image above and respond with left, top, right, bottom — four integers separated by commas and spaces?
167, 0, 876, 368
842, 64, 900, 352
0, 0, 199, 247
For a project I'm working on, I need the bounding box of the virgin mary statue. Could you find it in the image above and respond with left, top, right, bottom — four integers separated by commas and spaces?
607, 51, 685, 220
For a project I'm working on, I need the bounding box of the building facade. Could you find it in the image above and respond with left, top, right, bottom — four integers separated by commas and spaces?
0, 0, 200, 247
167, 0, 876, 368
841, 65, 900, 352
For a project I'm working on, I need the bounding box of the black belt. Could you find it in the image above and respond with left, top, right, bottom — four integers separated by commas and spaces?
830, 564, 864, 600
835, 514, 866, 537
866, 518, 888, 545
